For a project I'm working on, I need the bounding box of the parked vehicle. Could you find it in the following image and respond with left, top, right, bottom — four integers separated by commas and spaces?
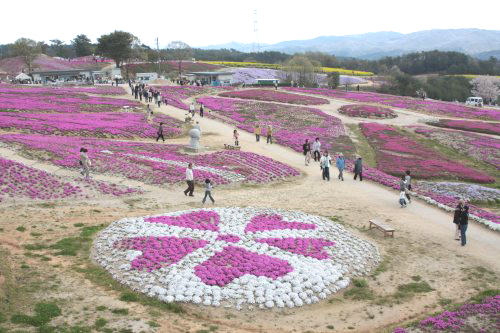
465, 97, 483, 107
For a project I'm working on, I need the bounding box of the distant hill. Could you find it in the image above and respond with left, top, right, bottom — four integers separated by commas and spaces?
199, 29, 500, 60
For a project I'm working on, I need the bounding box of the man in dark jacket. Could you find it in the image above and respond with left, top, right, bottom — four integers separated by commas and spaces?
354, 156, 363, 181
156, 123, 165, 142
454, 200, 469, 246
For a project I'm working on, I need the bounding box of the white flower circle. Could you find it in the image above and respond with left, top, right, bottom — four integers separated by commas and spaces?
92, 207, 379, 309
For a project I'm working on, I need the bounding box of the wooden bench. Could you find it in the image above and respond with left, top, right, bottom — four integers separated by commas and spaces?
369, 219, 395, 237
224, 144, 241, 150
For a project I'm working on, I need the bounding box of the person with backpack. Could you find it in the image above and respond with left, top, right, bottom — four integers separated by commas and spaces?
336, 153, 345, 181
202, 179, 215, 204
303, 139, 311, 166
320, 151, 331, 181
156, 122, 165, 142
354, 156, 363, 181
79, 148, 91, 180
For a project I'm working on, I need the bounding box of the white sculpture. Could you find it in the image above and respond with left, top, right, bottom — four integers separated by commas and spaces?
188, 126, 201, 151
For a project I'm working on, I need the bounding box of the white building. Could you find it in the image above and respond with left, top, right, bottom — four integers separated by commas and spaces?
187, 71, 234, 86
135, 72, 158, 83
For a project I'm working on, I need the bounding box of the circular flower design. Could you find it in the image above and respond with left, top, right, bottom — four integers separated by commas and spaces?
93, 208, 379, 309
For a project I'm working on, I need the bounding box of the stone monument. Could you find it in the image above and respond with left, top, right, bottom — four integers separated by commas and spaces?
185, 122, 202, 152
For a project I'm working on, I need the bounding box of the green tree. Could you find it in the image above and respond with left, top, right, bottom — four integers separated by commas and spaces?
96, 31, 138, 67
283, 55, 320, 87
11, 38, 41, 73
72, 34, 94, 57
49, 39, 66, 58
328, 72, 340, 88
167, 41, 192, 77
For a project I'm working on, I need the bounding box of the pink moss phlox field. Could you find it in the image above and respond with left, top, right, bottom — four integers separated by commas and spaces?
215, 234, 241, 243
194, 246, 294, 286
219, 89, 329, 105
0, 112, 182, 138
115, 236, 209, 272
0, 86, 140, 113
0, 157, 140, 203
146, 211, 220, 231
152, 86, 236, 110
359, 122, 494, 183
0, 134, 299, 185
283, 87, 500, 121
393, 295, 500, 333
339, 104, 397, 118
427, 119, 500, 136
255, 238, 335, 259
197, 96, 355, 155
245, 214, 317, 232
414, 126, 500, 169
1, 84, 126, 95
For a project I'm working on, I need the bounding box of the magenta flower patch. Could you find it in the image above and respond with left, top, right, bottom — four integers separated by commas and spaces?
245, 214, 317, 232
146, 211, 220, 231
194, 245, 293, 286
116, 236, 208, 271
255, 238, 334, 259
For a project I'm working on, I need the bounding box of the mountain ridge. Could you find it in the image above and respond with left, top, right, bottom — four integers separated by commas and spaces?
198, 29, 500, 59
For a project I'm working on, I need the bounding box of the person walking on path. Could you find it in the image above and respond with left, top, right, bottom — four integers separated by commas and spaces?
79, 148, 91, 180
405, 170, 412, 203
320, 151, 331, 181
354, 156, 363, 181
399, 191, 407, 207
202, 179, 215, 204
312, 138, 321, 162
157, 92, 162, 107
199, 103, 205, 117
184, 163, 195, 196
266, 125, 273, 144
190, 102, 195, 117
156, 122, 165, 142
233, 129, 239, 146
274, 81, 278, 90
303, 139, 311, 166
453, 200, 469, 245
254, 124, 261, 142
336, 153, 345, 180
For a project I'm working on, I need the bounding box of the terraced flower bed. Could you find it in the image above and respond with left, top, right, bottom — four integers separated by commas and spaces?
150, 86, 235, 110
338, 104, 397, 118
414, 127, 500, 169
0, 112, 182, 138
426, 119, 500, 136
0, 84, 127, 95
393, 294, 500, 333
0, 134, 299, 185
197, 97, 355, 155
359, 123, 494, 183
0, 87, 140, 113
93, 207, 379, 309
0, 157, 140, 203
219, 89, 329, 105
416, 181, 500, 204
283, 88, 500, 121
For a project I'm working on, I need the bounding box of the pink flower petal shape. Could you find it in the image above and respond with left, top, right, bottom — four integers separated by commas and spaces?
194, 246, 293, 286
145, 211, 220, 231
255, 238, 335, 259
244, 214, 317, 233
115, 236, 208, 271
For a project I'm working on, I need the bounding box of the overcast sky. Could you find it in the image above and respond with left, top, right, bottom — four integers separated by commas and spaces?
1, 0, 499, 47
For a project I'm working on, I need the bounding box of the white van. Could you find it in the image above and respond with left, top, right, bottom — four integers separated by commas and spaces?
466, 97, 483, 107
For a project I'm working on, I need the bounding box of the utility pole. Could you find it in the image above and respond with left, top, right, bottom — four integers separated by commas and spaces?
156, 37, 161, 75
253, 10, 259, 53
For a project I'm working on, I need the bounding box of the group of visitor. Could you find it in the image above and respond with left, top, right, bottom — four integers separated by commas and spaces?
183, 163, 215, 204
253, 124, 273, 144
132, 83, 163, 108
189, 102, 205, 118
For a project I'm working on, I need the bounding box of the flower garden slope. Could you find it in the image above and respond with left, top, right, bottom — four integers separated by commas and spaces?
0, 156, 140, 203
219, 89, 329, 106
197, 96, 355, 156
0, 112, 182, 139
1, 84, 127, 95
92, 207, 379, 309
426, 119, 500, 136
283, 88, 500, 121
0, 134, 299, 186
339, 104, 397, 118
359, 123, 494, 183
152, 86, 235, 110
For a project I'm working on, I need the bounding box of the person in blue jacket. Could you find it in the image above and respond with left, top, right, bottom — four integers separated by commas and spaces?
336, 153, 345, 181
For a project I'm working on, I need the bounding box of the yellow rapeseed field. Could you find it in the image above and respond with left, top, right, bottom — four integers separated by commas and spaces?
201, 61, 373, 76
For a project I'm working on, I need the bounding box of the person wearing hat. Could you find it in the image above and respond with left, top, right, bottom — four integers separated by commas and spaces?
336, 152, 345, 181
354, 156, 363, 181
